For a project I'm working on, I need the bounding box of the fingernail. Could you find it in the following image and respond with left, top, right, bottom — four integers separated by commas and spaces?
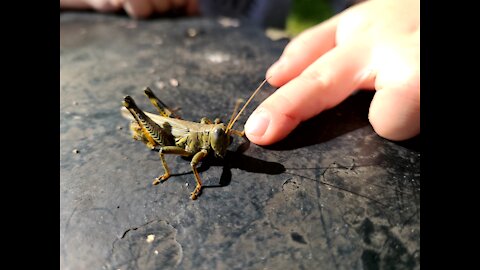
245, 108, 270, 137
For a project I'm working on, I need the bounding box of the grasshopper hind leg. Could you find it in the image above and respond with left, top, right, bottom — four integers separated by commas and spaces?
144, 87, 182, 119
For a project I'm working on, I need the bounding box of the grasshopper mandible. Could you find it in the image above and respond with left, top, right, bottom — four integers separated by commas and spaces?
121, 78, 269, 200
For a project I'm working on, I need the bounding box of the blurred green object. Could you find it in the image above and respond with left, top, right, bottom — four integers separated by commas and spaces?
286, 0, 334, 36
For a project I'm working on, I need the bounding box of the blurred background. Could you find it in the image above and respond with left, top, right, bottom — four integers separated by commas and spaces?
285, 0, 334, 36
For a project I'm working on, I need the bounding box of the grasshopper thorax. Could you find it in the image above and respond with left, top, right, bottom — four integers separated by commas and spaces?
209, 123, 231, 158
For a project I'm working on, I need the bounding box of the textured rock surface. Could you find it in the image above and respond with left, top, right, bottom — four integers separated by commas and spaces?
60, 12, 420, 270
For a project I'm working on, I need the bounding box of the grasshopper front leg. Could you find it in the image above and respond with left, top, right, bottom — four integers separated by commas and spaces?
229, 129, 245, 137
190, 149, 209, 200
153, 146, 192, 185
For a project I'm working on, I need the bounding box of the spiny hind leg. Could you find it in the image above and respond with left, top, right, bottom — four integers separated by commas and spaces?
153, 146, 192, 185
190, 149, 208, 200
144, 87, 182, 119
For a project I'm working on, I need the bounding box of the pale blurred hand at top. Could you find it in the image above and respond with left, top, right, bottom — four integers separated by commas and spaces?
60, 0, 199, 18
244, 0, 420, 145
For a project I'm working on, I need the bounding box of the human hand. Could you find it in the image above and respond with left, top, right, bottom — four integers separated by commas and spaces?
60, 0, 199, 18
244, 0, 420, 145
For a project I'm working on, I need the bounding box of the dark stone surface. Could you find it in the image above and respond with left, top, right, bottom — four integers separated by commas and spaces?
60, 12, 420, 270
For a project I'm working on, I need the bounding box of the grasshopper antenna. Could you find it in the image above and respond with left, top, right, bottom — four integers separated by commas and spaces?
226, 76, 271, 133
227, 98, 244, 128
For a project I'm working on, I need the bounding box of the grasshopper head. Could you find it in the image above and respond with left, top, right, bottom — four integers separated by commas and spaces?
210, 124, 231, 158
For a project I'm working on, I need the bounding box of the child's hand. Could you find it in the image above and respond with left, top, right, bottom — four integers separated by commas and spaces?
60, 0, 199, 18
245, 0, 419, 145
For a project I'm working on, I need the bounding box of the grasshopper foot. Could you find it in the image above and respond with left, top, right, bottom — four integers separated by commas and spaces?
152, 173, 170, 185
190, 185, 202, 200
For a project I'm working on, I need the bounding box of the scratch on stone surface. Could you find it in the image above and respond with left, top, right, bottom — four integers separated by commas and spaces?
399, 209, 420, 232
169, 221, 183, 267
62, 205, 79, 266
109, 219, 183, 268
120, 220, 156, 239
111, 220, 157, 256
282, 160, 396, 207
322, 176, 388, 208
315, 164, 340, 270
280, 177, 293, 191
408, 176, 420, 214
285, 165, 388, 208
64, 205, 79, 235
332, 159, 356, 170
281, 177, 292, 187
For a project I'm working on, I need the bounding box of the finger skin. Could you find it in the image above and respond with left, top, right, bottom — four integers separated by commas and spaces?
245, 42, 373, 145
266, 16, 339, 88
248, 0, 420, 145
185, 0, 199, 15
123, 0, 154, 18
151, 0, 170, 13
170, 0, 186, 8
369, 84, 420, 141
60, 0, 199, 16
369, 39, 420, 141
60, 0, 123, 12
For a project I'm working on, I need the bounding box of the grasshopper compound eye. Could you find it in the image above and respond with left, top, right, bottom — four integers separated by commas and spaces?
210, 124, 228, 158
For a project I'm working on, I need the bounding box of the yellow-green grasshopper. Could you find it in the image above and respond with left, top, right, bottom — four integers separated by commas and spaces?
121, 78, 269, 200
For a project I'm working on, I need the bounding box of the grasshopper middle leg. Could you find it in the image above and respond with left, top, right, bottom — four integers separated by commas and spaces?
190, 149, 208, 200
153, 146, 192, 185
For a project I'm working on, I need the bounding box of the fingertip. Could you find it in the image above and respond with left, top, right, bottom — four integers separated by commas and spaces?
123, 0, 154, 18
370, 121, 419, 141
245, 103, 301, 146
244, 108, 270, 145
266, 60, 286, 87
368, 88, 420, 141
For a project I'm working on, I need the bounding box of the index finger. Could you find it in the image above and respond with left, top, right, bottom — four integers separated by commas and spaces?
266, 15, 340, 87
245, 41, 374, 145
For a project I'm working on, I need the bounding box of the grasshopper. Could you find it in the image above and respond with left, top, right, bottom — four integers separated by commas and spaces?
121, 78, 269, 200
